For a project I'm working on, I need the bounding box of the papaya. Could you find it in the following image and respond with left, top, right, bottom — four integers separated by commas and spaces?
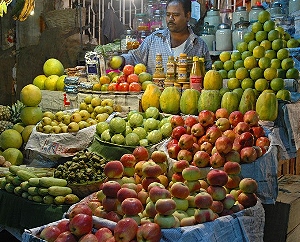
256, 92, 278, 121
203, 70, 223, 90
141, 83, 161, 112
180, 88, 200, 115
159, 86, 181, 114
232, 88, 244, 102
238, 88, 256, 114
198, 90, 221, 113
221, 92, 240, 114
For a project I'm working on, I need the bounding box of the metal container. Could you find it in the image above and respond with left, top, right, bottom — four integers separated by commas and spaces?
232, 6, 249, 28
216, 23, 232, 51
204, 8, 221, 31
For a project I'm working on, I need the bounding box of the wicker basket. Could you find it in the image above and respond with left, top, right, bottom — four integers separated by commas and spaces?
42, 8, 86, 33
68, 179, 104, 198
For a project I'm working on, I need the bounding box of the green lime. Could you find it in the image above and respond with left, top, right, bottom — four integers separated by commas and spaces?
234, 60, 245, 70
213, 60, 224, 70
244, 56, 257, 70
251, 21, 263, 33
218, 69, 228, 79
263, 20, 275, 32
250, 67, 264, 80
258, 56, 271, 69
271, 38, 284, 51
255, 78, 269, 92
220, 51, 232, 62
241, 78, 255, 90
231, 51, 242, 62
277, 69, 287, 78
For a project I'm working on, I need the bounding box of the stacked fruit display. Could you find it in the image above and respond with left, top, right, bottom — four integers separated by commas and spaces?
96, 106, 172, 147
0, 165, 81, 205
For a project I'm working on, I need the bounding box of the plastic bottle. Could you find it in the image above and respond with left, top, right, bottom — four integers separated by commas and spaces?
189, 56, 205, 91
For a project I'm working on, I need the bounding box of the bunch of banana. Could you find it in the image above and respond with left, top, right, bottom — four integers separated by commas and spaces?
13, 0, 35, 21
0, 0, 9, 17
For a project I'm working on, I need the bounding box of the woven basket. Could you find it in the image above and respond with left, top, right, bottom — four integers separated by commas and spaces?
68, 179, 104, 198
42, 8, 86, 33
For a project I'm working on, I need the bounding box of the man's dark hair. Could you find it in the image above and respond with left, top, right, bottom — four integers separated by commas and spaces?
167, 0, 192, 15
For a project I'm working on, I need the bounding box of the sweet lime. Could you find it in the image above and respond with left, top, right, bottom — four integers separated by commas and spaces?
251, 21, 263, 33
255, 78, 269, 92
43, 58, 64, 77
270, 78, 284, 91
20, 84, 42, 107
260, 40, 272, 50
241, 78, 255, 90
231, 51, 242, 62
287, 39, 300, 48
220, 87, 230, 96
227, 70, 236, 78
243, 31, 255, 43
276, 89, 291, 101
283, 32, 291, 41
281, 58, 294, 70
286, 68, 300, 79
241, 51, 252, 60
258, 10, 271, 23
258, 57, 271, 69
263, 20, 275, 32
253, 46, 265, 58
248, 40, 260, 52
277, 69, 287, 78
264, 67, 278, 80
255, 31, 268, 43
275, 26, 285, 36
236, 67, 249, 80
250, 67, 264, 80
268, 30, 280, 42
237, 42, 248, 53
271, 38, 284, 51
244, 56, 257, 70
223, 60, 234, 71
271, 59, 281, 69
227, 78, 241, 90
218, 69, 228, 79
33, 75, 47, 90
234, 60, 244, 70
134, 63, 147, 75
277, 48, 289, 60
265, 49, 276, 59
220, 51, 231, 62
213, 60, 224, 70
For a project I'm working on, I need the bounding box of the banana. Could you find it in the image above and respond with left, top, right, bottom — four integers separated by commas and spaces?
0, 2, 3, 17
3, 1, 7, 14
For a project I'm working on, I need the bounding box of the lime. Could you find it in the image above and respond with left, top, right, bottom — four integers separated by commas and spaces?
248, 40, 260, 52
258, 10, 271, 23
283, 32, 291, 41
250, 67, 264, 80
270, 58, 281, 69
220, 87, 230, 96
268, 30, 280, 42
264, 67, 278, 80
277, 69, 287, 78
258, 57, 271, 69
270, 78, 284, 91
263, 20, 275, 32
243, 31, 255, 43
231, 51, 242, 62
265, 49, 276, 59
227, 69, 236, 78
241, 78, 255, 90
237, 42, 248, 52
287, 39, 300, 48
272, 39, 284, 51
223, 60, 234, 71
241, 51, 252, 60
236, 67, 249, 80
255, 78, 269, 92
244, 56, 257, 70
260, 40, 272, 50
286, 68, 300, 79
234, 60, 245, 70
255, 30, 268, 42
276, 89, 291, 101
218, 69, 228, 79
253, 46, 265, 58
227, 78, 241, 90
220, 51, 232, 62
277, 48, 289, 60
213, 60, 224, 70
251, 21, 263, 33
275, 26, 285, 37
281, 58, 294, 70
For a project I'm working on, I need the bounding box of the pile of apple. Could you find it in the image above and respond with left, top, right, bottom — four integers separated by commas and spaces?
36, 96, 120, 134
167, 108, 270, 168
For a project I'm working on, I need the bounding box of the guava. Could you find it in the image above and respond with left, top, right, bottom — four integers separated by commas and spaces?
128, 113, 144, 128
147, 129, 163, 144
143, 118, 159, 132
109, 117, 126, 134
125, 133, 140, 146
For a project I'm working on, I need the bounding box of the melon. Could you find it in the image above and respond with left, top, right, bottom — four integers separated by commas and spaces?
43, 58, 64, 77
20, 84, 42, 107
203, 70, 223, 90
159, 86, 181, 114
180, 89, 200, 115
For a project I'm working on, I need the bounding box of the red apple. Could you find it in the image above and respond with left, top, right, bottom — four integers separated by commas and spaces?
95, 228, 114, 242
243, 110, 259, 127
121, 197, 143, 216
114, 217, 138, 242
142, 160, 163, 177
69, 214, 93, 237
154, 214, 177, 229
237, 192, 257, 208
234, 121, 250, 135
210, 152, 226, 168
170, 182, 190, 199
182, 165, 203, 181
178, 134, 195, 150
206, 185, 227, 201
87, 199, 102, 213
177, 149, 193, 162
135, 160, 146, 177
184, 116, 199, 129
170, 115, 185, 128
155, 198, 177, 215
54, 231, 77, 242
68, 204, 93, 219
215, 117, 231, 132
136, 222, 162, 242
171, 172, 185, 183
193, 150, 210, 168
210, 200, 224, 214
180, 216, 196, 227
250, 126, 266, 139
215, 108, 229, 119
120, 154, 136, 167
102, 180, 122, 198
219, 208, 234, 216
78, 233, 98, 242
215, 136, 233, 154
194, 208, 215, 223
132, 146, 149, 161
171, 125, 187, 140
39, 225, 61, 242
253, 145, 264, 158
207, 169, 228, 186
240, 146, 257, 163
172, 159, 190, 172
104, 160, 124, 179
229, 111, 244, 127
167, 143, 181, 159
123, 64, 135, 75
225, 150, 241, 163
239, 178, 258, 193
145, 200, 158, 218
141, 176, 160, 191
184, 180, 201, 193
224, 161, 241, 175
230, 188, 243, 200
117, 187, 138, 203
222, 194, 236, 210
199, 141, 213, 154
190, 123, 205, 137
205, 125, 222, 143
222, 129, 236, 142
102, 196, 119, 212
56, 220, 70, 233
149, 151, 166, 164
238, 131, 255, 148
256, 136, 270, 148
149, 186, 171, 202
138, 189, 149, 205
158, 174, 169, 188
167, 138, 179, 149
198, 110, 215, 127
122, 183, 139, 192
104, 211, 122, 223
194, 191, 213, 209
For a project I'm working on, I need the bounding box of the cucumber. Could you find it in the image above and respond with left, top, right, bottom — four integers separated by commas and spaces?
9, 165, 23, 175
22, 191, 30, 199
14, 186, 23, 196
32, 195, 43, 203
38, 187, 49, 196
54, 196, 65, 205
20, 181, 30, 191
48, 186, 72, 196
43, 195, 54, 204
0, 177, 6, 189
28, 186, 39, 196
39, 177, 68, 188
5, 173, 15, 183
28, 177, 40, 187
5, 183, 15, 193
17, 169, 38, 181
12, 176, 23, 186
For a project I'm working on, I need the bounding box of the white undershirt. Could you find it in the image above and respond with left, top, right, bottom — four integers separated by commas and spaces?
172, 39, 187, 57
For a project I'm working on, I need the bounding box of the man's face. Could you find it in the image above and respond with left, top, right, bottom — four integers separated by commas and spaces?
166, 2, 190, 33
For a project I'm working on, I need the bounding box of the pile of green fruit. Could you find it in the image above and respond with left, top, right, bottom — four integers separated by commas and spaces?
0, 165, 80, 205
213, 10, 299, 102
95, 106, 173, 147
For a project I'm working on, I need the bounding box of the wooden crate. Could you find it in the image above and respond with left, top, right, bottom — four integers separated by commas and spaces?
277, 150, 300, 176
264, 175, 300, 242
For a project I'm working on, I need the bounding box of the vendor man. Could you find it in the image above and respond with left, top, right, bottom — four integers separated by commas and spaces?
119, 0, 212, 74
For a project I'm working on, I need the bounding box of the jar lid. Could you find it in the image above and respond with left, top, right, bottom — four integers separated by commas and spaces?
202, 22, 215, 34
192, 56, 199, 62
217, 23, 231, 29
235, 6, 247, 12
207, 8, 220, 16
234, 17, 250, 28
251, 5, 264, 10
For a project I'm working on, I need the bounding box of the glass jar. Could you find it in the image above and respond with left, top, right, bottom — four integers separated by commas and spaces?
133, 13, 150, 32
204, 8, 221, 31
150, 9, 164, 32
232, 6, 249, 28
120, 29, 138, 52
220, 8, 232, 27
249, 5, 264, 24
268, 2, 284, 18
289, 0, 300, 14
201, 22, 216, 51
216, 23, 232, 51
232, 17, 250, 50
